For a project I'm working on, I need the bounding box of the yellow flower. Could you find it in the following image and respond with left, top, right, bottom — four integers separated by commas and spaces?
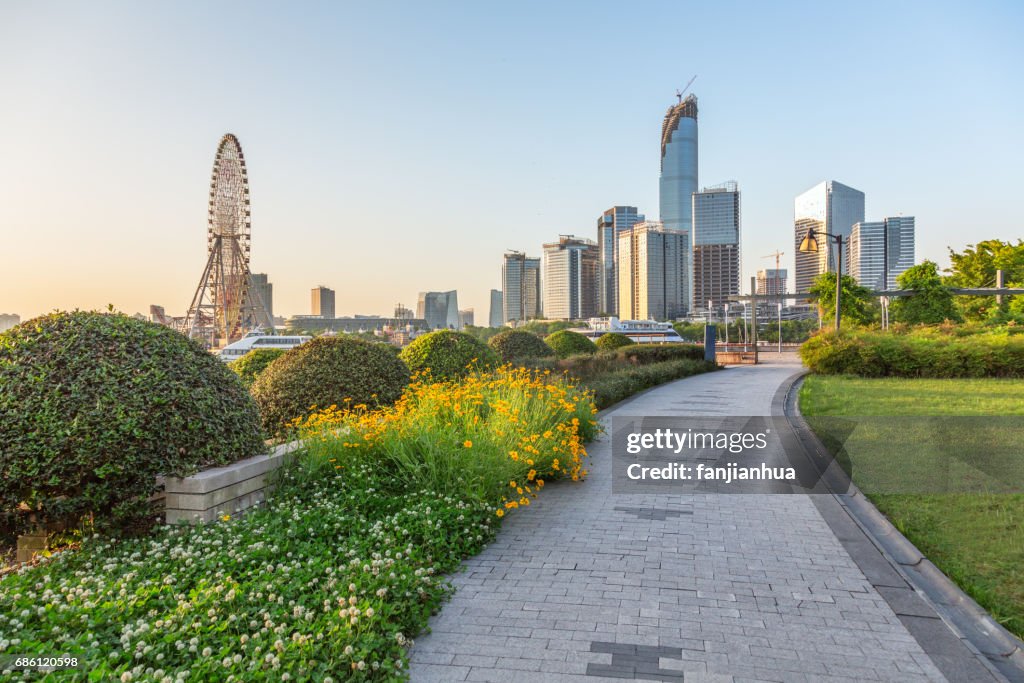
221, 514, 231, 522
496, 509, 505, 518
509, 480, 517, 488
463, 440, 473, 448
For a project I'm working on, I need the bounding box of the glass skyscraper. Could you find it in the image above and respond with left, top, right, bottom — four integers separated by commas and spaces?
542, 236, 600, 320
597, 206, 643, 316
849, 216, 915, 290
502, 252, 541, 323
659, 94, 698, 313
416, 290, 460, 329
793, 180, 865, 293
692, 182, 741, 312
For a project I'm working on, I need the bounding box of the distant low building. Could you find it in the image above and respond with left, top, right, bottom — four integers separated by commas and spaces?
0, 313, 21, 332
417, 290, 460, 329
285, 315, 428, 334
458, 308, 475, 328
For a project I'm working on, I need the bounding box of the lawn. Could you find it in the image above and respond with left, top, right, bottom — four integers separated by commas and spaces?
800, 375, 1024, 638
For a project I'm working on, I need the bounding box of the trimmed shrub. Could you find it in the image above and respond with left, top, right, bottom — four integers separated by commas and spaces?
399, 330, 499, 380
586, 359, 717, 409
595, 332, 634, 351
252, 336, 410, 434
545, 330, 598, 358
0, 312, 265, 535
617, 343, 704, 363
229, 348, 285, 388
488, 329, 553, 363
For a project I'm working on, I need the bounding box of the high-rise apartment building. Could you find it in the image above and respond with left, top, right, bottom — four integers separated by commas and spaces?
417, 290, 460, 329
311, 286, 335, 318
659, 94, 698, 311
692, 183, 740, 311
488, 289, 503, 328
617, 221, 690, 320
502, 252, 542, 323
756, 269, 788, 296
458, 308, 475, 328
597, 206, 644, 315
542, 235, 600, 320
849, 217, 915, 290
794, 181, 865, 293
250, 273, 273, 320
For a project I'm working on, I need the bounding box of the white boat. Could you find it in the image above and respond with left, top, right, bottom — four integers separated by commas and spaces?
218, 330, 312, 361
572, 317, 685, 344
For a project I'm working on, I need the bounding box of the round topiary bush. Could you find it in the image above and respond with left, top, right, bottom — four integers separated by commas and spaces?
488, 329, 553, 363
399, 330, 499, 380
595, 332, 634, 351
252, 336, 410, 434
229, 348, 286, 388
544, 330, 598, 358
0, 311, 266, 535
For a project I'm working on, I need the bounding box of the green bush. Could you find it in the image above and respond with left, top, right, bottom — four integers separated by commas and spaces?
252, 336, 410, 433
0, 312, 265, 535
228, 348, 285, 388
399, 329, 498, 380
595, 332, 634, 350
586, 359, 717, 409
487, 329, 553, 363
800, 329, 1024, 378
545, 330, 598, 358
617, 343, 704, 364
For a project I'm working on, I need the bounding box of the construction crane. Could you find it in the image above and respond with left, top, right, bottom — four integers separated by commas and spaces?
676, 75, 697, 103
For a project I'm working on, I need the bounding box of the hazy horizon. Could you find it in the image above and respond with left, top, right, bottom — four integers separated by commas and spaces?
2, 1, 1021, 321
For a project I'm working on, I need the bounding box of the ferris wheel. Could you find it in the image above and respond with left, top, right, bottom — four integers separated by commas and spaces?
184, 134, 272, 347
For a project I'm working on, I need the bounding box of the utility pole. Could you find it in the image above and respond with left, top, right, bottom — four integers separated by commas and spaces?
750, 276, 758, 364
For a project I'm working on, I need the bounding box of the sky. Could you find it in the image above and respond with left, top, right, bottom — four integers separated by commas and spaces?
1, 0, 1022, 322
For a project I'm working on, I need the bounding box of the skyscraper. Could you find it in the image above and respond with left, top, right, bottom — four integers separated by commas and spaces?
659, 94, 698, 311
542, 235, 600, 320
458, 308, 475, 328
756, 269, 788, 296
794, 180, 865, 293
417, 291, 460, 329
617, 221, 690, 320
502, 252, 542, 323
250, 273, 273, 321
849, 217, 916, 290
311, 286, 335, 318
488, 289, 504, 328
597, 206, 644, 315
692, 182, 740, 312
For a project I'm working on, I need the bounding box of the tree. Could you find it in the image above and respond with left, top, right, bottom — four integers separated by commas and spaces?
890, 261, 961, 324
809, 272, 878, 327
946, 239, 1024, 321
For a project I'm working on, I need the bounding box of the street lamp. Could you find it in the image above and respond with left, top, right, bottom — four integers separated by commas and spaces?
799, 227, 844, 331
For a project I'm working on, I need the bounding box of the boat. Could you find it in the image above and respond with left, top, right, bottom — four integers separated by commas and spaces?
218, 330, 312, 361
571, 317, 685, 344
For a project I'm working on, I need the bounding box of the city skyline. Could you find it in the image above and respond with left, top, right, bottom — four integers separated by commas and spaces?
1, 2, 1021, 321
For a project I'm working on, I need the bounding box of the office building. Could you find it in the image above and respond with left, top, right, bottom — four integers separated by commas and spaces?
597, 206, 644, 315
756, 269, 788, 296
502, 251, 542, 323
250, 273, 273, 320
659, 94, 697, 310
417, 290, 460, 329
0, 313, 21, 333
459, 308, 475, 328
488, 289, 503, 328
692, 183, 740, 312
849, 216, 916, 290
542, 235, 600, 320
794, 180, 865, 292
311, 286, 335, 318
617, 221, 690, 320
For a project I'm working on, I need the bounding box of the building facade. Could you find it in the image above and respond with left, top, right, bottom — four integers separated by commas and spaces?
794, 180, 865, 293
311, 286, 335, 318
458, 308, 475, 328
756, 269, 788, 296
692, 183, 740, 312
542, 236, 600, 320
617, 221, 690, 320
250, 273, 273, 320
417, 290, 460, 329
849, 216, 916, 290
596, 206, 644, 316
0, 313, 21, 333
502, 252, 542, 323
659, 94, 698, 311
488, 289, 503, 328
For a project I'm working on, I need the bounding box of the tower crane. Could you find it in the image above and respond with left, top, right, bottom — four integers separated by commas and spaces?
676, 75, 697, 103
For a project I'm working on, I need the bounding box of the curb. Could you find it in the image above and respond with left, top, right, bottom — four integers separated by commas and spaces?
781, 371, 1024, 683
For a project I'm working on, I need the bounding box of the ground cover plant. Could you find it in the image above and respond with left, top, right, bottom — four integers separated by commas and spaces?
0, 311, 265, 537
800, 374, 1024, 638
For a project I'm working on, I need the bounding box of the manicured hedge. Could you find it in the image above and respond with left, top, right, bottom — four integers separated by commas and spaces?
586, 359, 718, 409
617, 343, 704, 363
399, 330, 499, 380
544, 330, 598, 358
229, 348, 285, 388
252, 336, 410, 434
800, 329, 1024, 378
487, 329, 553, 363
0, 312, 265, 535
595, 332, 634, 350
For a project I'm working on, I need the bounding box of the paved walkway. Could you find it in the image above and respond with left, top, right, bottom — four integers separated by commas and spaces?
409, 355, 988, 682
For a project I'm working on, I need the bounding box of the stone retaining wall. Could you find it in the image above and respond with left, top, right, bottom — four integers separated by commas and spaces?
163, 441, 299, 524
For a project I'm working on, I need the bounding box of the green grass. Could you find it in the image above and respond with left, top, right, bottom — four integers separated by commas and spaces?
800, 375, 1024, 638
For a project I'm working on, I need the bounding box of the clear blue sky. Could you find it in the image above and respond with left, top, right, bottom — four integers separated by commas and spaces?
1, 0, 1021, 320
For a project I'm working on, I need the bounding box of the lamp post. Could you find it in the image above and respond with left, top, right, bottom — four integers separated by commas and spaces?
799, 227, 844, 331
